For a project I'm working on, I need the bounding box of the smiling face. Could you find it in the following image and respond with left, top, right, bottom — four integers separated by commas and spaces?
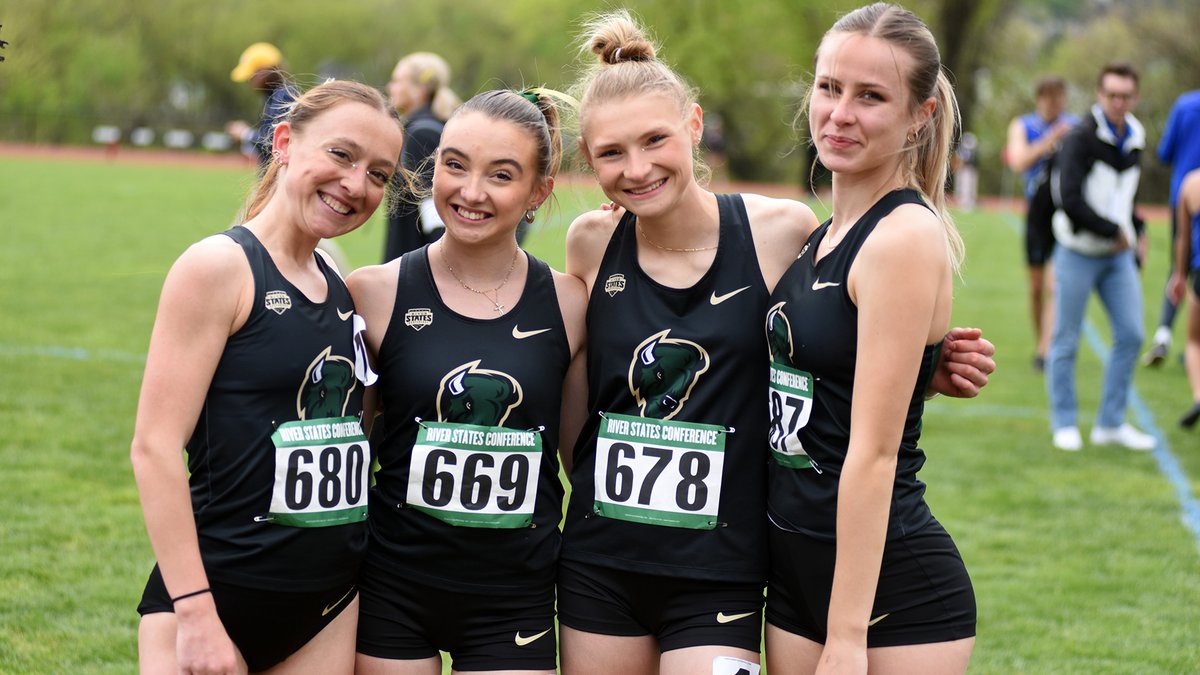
433, 111, 552, 245
580, 93, 703, 219
273, 101, 405, 240
809, 32, 931, 183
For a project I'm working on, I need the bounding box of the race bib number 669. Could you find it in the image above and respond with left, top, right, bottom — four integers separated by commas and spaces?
593, 412, 726, 530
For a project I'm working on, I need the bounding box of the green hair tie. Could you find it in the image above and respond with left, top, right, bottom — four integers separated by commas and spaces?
518, 89, 540, 105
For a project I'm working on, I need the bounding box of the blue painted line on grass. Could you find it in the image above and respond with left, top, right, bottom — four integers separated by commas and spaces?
1001, 212, 1200, 551
1081, 324, 1200, 551
0, 343, 146, 364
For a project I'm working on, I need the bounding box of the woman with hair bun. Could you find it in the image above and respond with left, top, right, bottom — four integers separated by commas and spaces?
558, 9, 991, 674
764, 4, 976, 673
383, 52, 463, 261
350, 88, 586, 675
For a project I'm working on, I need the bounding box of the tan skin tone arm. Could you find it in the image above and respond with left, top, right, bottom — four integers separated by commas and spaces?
130, 236, 256, 674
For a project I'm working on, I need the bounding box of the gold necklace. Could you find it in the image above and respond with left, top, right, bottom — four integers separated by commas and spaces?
440, 243, 520, 313
637, 224, 718, 253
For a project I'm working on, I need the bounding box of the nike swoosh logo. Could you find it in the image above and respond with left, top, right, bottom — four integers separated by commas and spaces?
322, 586, 355, 616
710, 286, 752, 305
868, 613, 890, 626
337, 308, 354, 321
716, 611, 756, 624
811, 280, 841, 291
514, 628, 552, 646
512, 326, 551, 340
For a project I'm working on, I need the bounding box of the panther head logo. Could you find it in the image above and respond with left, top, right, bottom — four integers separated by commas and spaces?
297, 347, 358, 419
436, 360, 523, 426
628, 330, 711, 420
766, 301, 793, 364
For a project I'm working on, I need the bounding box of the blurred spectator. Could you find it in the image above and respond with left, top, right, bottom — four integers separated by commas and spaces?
954, 132, 979, 211
382, 52, 461, 262
1144, 88, 1200, 367
1046, 63, 1154, 452
1006, 76, 1079, 371
226, 42, 294, 173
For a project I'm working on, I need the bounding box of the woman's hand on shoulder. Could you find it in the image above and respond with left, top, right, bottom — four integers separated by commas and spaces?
566, 208, 622, 292
741, 193, 820, 292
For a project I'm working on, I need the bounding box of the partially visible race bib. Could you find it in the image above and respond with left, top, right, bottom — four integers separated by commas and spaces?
593, 412, 726, 530
267, 417, 370, 527
406, 421, 542, 528
767, 362, 818, 470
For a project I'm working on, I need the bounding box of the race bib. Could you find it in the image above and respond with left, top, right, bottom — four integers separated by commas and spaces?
267, 417, 370, 527
767, 362, 818, 470
593, 412, 726, 530
406, 421, 541, 528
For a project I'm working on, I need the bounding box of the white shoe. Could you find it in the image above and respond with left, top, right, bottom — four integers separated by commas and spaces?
1089, 424, 1156, 451
1053, 426, 1083, 451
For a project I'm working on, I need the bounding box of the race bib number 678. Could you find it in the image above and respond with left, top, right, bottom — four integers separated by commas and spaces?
593, 412, 726, 530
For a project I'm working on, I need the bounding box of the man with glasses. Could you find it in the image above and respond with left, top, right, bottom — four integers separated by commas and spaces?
1045, 62, 1155, 452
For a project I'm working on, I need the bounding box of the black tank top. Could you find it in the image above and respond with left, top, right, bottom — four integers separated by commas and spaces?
765, 189, 940, 541
188, 226, 367, 590
369, 246, 571, 592
561, 194, 770, 582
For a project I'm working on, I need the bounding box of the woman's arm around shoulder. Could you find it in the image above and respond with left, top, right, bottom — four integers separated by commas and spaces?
565, 208, 623, 294
741, 193, 820, 293
130, 234, 254, 673
552, 269, 589, 475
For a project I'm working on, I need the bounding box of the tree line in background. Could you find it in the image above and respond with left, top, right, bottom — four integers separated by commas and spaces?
2, 0, 1198, 200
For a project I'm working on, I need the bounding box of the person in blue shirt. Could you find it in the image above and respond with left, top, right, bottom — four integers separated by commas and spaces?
1005, 76, 1079, 371
227, 42, 297, 174
1144, 89, 1200, 367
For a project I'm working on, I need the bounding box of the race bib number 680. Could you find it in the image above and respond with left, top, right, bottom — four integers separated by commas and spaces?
267, 417, 369, 527
593, 412, 726, 530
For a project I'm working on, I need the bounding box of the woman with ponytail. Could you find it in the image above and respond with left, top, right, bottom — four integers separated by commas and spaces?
558, 8, 989, 675
764, 4, 975, 673
350, 88, 587, 675
132, 80, 405, 674
383, 52, 464, 261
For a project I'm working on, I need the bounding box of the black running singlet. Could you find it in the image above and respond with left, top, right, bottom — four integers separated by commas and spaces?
188, 226, 368, 590
561, 194, 770, 583
765, 189, 941, 542
369, 246, 571, 592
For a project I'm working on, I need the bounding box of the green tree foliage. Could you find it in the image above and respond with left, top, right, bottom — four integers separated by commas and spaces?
3, 0, 1198, 190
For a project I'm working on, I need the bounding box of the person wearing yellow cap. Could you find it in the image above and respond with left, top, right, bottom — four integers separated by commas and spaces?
227, 42, 295, 172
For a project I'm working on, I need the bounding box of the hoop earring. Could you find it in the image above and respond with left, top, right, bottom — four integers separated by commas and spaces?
524, 209, 537, 224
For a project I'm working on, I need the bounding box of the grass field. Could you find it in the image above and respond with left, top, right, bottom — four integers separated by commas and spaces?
1, 155, 1198, 673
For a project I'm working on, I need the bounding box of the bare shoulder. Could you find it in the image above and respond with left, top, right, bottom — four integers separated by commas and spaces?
863, 203, 947, 263
346, 259, 401, 314
566, 208, 622, 281
169, 234, 248, 292
742, 193, 819, 256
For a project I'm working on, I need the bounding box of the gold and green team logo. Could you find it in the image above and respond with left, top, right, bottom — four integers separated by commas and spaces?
436, 360, 523, 426
297, 346, 358, 419
766, 301, 794, 364
628, 329, 711, 420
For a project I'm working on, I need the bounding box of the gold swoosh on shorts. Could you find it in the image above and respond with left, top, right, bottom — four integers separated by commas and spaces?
868, 613, 890, 626
716, 611, 756, 624
321, 586, 356, 616
514, 628, 552, 646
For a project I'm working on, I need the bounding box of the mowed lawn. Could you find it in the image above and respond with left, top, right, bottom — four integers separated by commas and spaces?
1, 155, 1197, 673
